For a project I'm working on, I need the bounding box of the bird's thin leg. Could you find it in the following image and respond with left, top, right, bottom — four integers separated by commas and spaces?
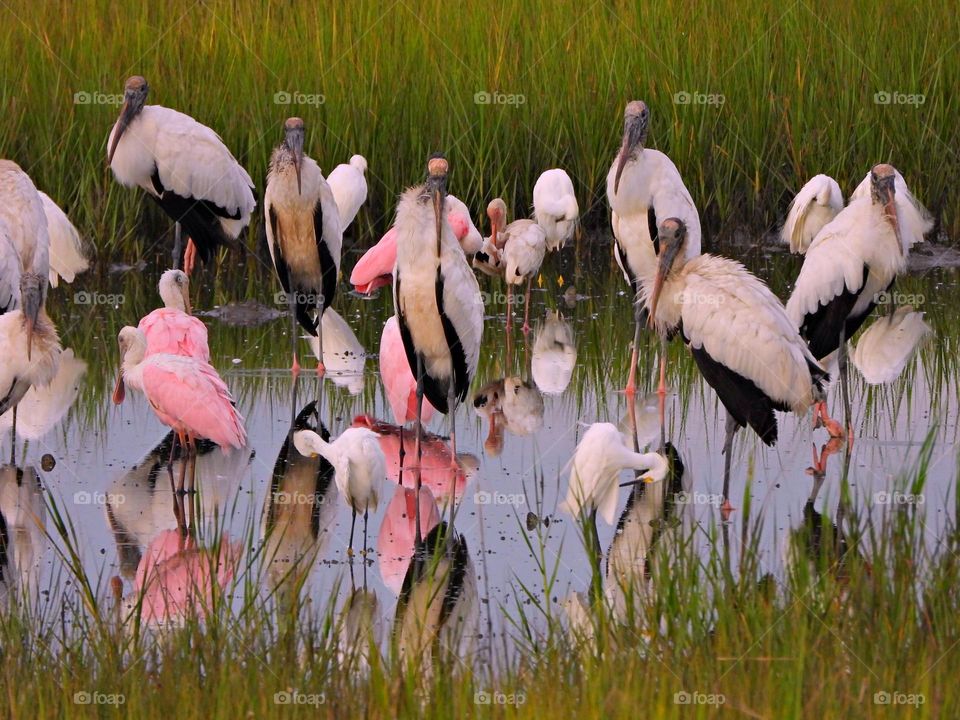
398, 425, 405, 486
289, 297, 300, 375
658, 334, 668, 451
447, 387, 458, 533
288, 371, 300, 427
168, 466, 187, 536
587, 507, 602, 604
172, 222, 183, 270
506, 283, 513, 333
721, 412, 738, 516
522, 277, 533, 334
316, 310, 326, 377
414, 356, 425, 547
183, 237, 197, 276
9, 407, 16, 464
363, 508, 369, 559
348, 509, 357, 558
176, 433, 188, 495
839, 326, 853, 447
625, 302, 643, 396
167, 432, 179, 471
187, 435, 198, 495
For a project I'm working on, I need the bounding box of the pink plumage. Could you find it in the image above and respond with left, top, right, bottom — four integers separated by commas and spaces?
138, 307, 210, 362
376, 486, 441, 594
379, 316, 436, 425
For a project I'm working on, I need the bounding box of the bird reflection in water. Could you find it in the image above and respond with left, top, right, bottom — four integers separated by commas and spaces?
0, 464, 46, 608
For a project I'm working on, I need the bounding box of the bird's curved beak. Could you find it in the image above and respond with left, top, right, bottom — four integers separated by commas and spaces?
614, 114, 647, 195
181, 283, 192, 315
112, 369, 126, 404
107, 98, 136, 166
648, 240, 682, 328
428, 175, 447, 256
881, 186, 903, 255
19, 279, 41, 361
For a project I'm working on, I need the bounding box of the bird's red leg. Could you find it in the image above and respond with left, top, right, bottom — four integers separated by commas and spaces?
183, 238, 197, 276
814, 401, 845, 440
522, 278, 532, 334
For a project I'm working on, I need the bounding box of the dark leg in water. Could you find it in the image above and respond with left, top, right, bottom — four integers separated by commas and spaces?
721, 411, 739, 515
413, 355, 425, 547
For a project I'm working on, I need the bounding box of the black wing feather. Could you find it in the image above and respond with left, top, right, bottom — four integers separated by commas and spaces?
150, 168, 238, 264
435, 271, 471, 405
799, 266, 874, 360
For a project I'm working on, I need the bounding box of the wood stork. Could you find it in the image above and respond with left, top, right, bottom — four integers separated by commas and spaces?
38, 192, 88, 287
107, 76, 256, 274
781, 174, 844, 254
533, 168, 579, 251
264, 117, 343, 374
393, 155, 483, 542
138, 269, 209, 361
647, 218, 838, 510
785, 164, 931, 429
606, 100, 702, 399
293, 426, 386, 556
327, 154, 368, 232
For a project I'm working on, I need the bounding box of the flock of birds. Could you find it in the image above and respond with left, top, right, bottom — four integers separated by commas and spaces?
0, 78, 936, 597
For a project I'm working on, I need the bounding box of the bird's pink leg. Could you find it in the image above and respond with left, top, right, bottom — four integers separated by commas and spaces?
814, 401, 845, 440
522, 278, 533, 334
183, 238, 197, 276
175, 432, 188, 495
625, 307, 643, 396
316, 312, 326, 377
506, 284, 513, 333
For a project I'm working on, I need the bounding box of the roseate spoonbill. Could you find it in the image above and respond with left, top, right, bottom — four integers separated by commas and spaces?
112, 327, 246, 492
327, 154, 368, 231
786, 165, 931, 431
107, 76, 255, 274
264, 118, 343, 374
350, 194, 481, 296
138, 269, 209, 361
379, 315, 436, 425
605, 101, 701, 397
377, 485, 441, 594
294, 426, 386, 556
37, 192, 88, 287
532, 168, 579, 251
393, 155, 483, 539
647, 219, 837, 511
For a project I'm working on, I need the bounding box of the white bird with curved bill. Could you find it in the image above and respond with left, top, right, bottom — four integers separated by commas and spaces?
38, 192, 88, 287
393, 154, 483, 543
107, 76, 256, 274
327, 154, 368, 231
560, 422, 668, 526
294, 426, 386, 556
265, 118, 343, 374
605, 101, 702, 399
786, 164, 931, 432
533, 168, 579, 251
851, 306, 931, 385
646, 218, 839, 512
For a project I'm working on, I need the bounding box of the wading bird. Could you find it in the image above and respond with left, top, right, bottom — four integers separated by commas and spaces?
294, 426, 386, 556
138, 269, 209, 361
107, 76, 256, 274
327, 154, 368, 231
393, 155, 483, 540
113, 327, 246, 492
532, 168, 579, 251
785, 164, 931, 428
264, 118, 343, 374
380, 315, 437, 426
38, 192, 88, 288
647, 219, 838, 511
606, 101, 701, 396
350, 194, 482, 296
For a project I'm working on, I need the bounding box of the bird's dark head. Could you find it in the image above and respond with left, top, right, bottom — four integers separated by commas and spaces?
108, 76, 149, 165
648, 218, 687, 327
870, 163, 902, 254
18, 273, 42, 361
425, 154, 448, 254
283, 117, 306, 195
614, 100, 650, 194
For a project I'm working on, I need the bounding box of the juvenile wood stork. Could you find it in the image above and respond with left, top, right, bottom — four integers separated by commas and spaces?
264, 117, 343, 374
532, 168, 579, 251
605, 101, 702, 397
138, 269, 209, 361
38, 192, 88, 287
107, 76, 256, 274
293, 426, 386, 556
327, 154, 368, 232
785, 164, 931, 429
393, 155, 483, 541
647, 219, 838, 511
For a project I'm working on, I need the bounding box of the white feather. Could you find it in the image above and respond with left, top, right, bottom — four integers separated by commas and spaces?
306, 308, 365, 394
851, 306, 931, 384
781, 174, 843, 254
501, 219, 546, 285
0, 161, 49, 284
293, 427, 385, 514
327, 154, 368, 231
38, 192, 88, 287
849, 169, 933, 253
533, 168, 579, 251
531, 310, 577, 395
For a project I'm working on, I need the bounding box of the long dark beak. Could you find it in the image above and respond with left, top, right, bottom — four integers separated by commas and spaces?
614, 117, 644, 195
112, 369, 126, 404
20, 285, 40, 361
107, 100, 133, 166
431, 178, 447, 256
881, 187, 902, 255
648, 241, 682, 328
294, 149, 303, 196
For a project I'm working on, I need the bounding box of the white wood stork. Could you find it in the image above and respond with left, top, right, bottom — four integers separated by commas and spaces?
647, 218, 836, 511
107, 76, 256, 274
532, 168, 579, 251
38, 192, 88, 287
327, 154, 368, 232
785, 164, 931, 429
0, 162, 61, 450
393, 155, 483, 542
264, 117, 343, 374
605, 100, 702, 398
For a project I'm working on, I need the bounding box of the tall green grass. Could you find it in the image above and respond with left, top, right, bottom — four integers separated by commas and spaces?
0, 0, 956, 262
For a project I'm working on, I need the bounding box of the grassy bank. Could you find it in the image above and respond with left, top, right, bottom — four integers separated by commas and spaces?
0, 0, 956, 261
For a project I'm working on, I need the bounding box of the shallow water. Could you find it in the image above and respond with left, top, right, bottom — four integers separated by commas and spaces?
2, 232, 958, 650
